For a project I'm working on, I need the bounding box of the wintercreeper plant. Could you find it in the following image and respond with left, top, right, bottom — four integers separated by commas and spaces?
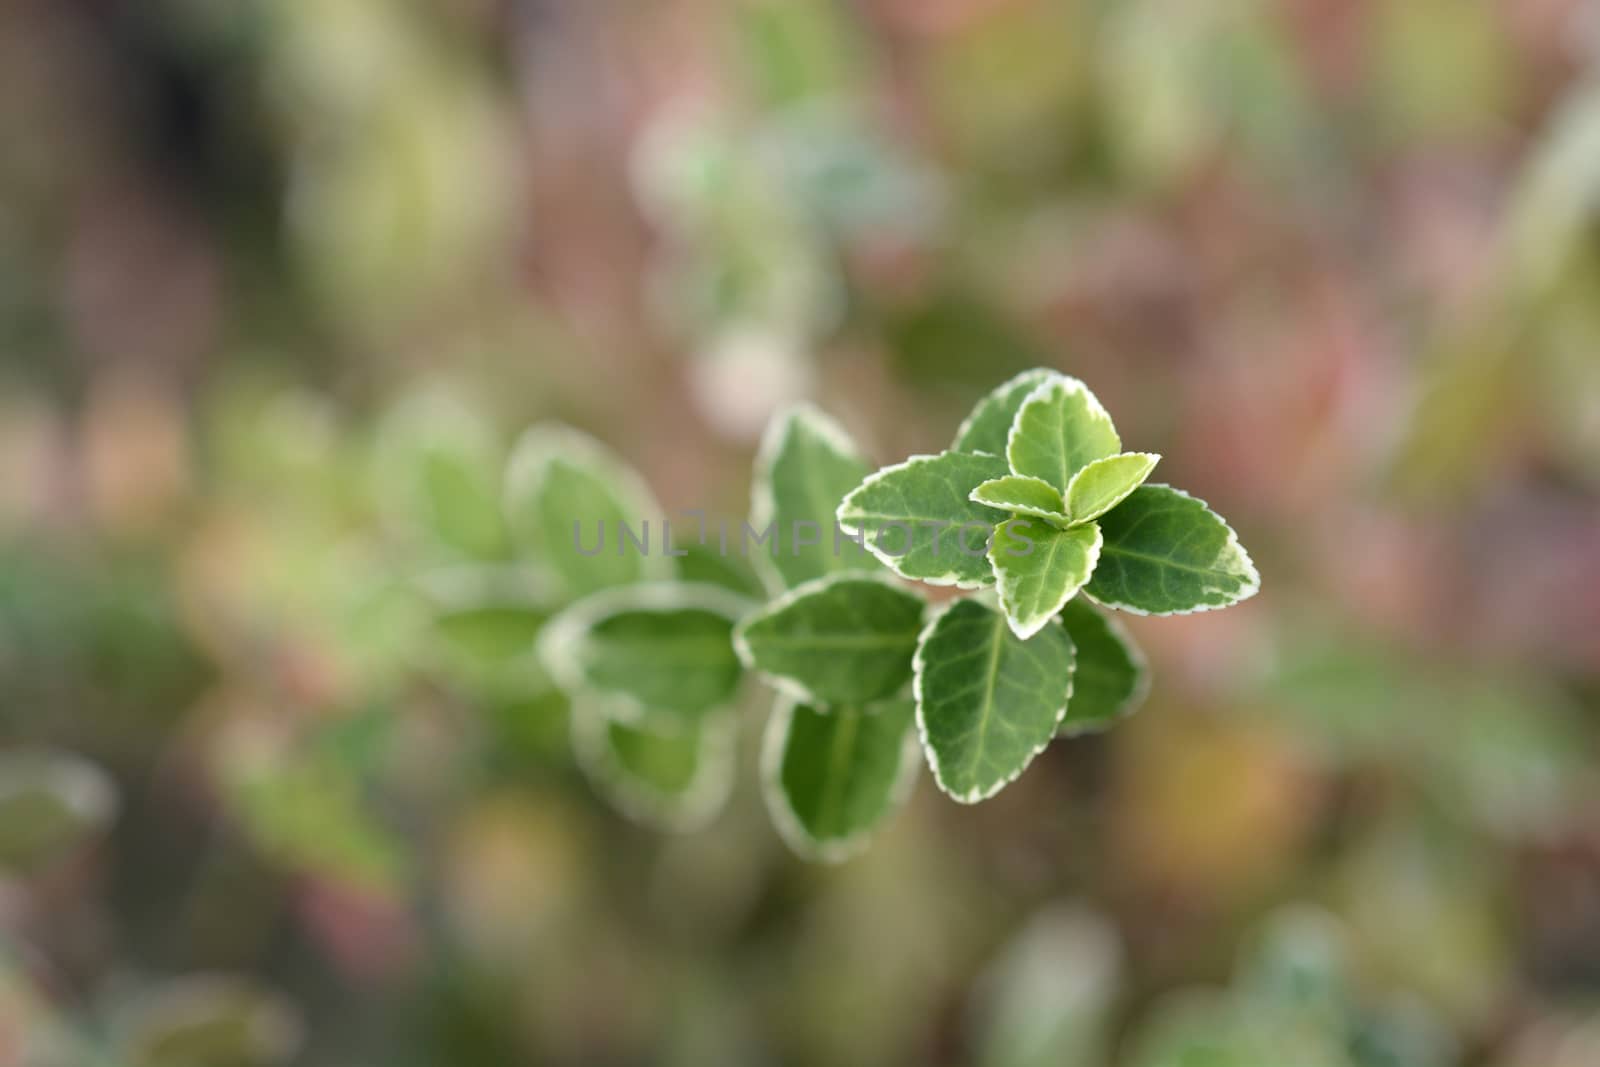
531, 369, 1258, 860
734, 368, 1259, 856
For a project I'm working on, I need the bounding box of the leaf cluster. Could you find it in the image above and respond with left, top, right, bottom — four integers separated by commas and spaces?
737, 370, 1258, 850
477, 369, 1257, 859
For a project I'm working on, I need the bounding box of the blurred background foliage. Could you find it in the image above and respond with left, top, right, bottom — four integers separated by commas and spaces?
1, 0, 1599, 1064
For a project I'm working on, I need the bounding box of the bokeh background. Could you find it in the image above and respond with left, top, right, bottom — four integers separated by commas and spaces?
3, 0, 1600, 1064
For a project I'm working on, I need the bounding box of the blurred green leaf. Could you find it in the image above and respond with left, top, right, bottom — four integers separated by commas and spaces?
572, 702, 735, 830
733, 0, 865, 108
541, 583, 749, 720
374, 388, 507, 560
751, 404, 874, 591
1056, 598, 1146, 735
503, 425, 672, 599
762, 697, 918, 862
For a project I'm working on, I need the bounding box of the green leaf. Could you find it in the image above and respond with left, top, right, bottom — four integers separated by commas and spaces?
970, 475, 1070, 524
540, 583, 750, 718
415, 563, 556, 667
374, 389, 507, 559
734, 574, 924, 704
572, 701, 734, 830
751, 404, 874, 591
952, 368, 1062, 455
1006, 377, 1121, 491
1086, 485, 1260, 615
762, 696, 920, 861
676, 541, 766, 598
1057, 599, 1147, 735
989, 520, 1103, 639
836, 450, 1011, 587
914, 598, 1076, 802
504, 425, 671, 600
434, 604, 549, 664
1064, 452, 1160, 523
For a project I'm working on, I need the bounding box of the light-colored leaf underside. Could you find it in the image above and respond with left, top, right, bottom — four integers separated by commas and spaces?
734, 574, 925, 705
763, 697, 919, 861
1085, 485, 1260, 615
1007, 378, 1121, 491
914, 599, 1076, 803
989, 520, 1104, 639
752, 405, 874, 591
1065, 452, 1160, 523
837, 450, 1012, 587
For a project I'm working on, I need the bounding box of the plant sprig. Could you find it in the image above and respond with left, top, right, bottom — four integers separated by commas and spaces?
521, 369, 1258, 860
738, 369, 1259, 854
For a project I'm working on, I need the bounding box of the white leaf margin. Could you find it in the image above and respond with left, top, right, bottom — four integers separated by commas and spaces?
1004, 375, 1121, 492
571, 695, 736, 832
1085, 484, 1262, 617
502, 422, 675, 587
1063, 451, 1162, 524
834, 452, 1006, 590
990, 520, 1103, 640
968, 474, 1073, 526
759, 694, 922, 864
731, 571, 924, 708
910, 598, 1075, 804
950, 367, 1065, 455
1057, 598, 1152, 737
538, 581, 755, 721
748, 403, 873, 595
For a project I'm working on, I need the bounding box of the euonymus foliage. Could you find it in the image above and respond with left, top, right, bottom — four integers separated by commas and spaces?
527, 369, 1257, 860
737, 369, 1257, 854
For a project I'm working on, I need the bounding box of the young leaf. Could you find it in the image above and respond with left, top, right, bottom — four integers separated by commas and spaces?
540, 583, 750, 718
762, 696, 920, 862
836, 450, 1011, 587
503, 425, 670, 599
1006, 377, 1121, 491
1064, 452, 1160, 523
951, 368, 1063, 455
733, 574, 924, 705
751, 405, 876, 591
1057, 599, 1148, 735
988, 520, 1103, 639
914, 598, 1076, 803
970, 475, 1070, 524
1086, 485, 1260, 615
572, 701, 734, 830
